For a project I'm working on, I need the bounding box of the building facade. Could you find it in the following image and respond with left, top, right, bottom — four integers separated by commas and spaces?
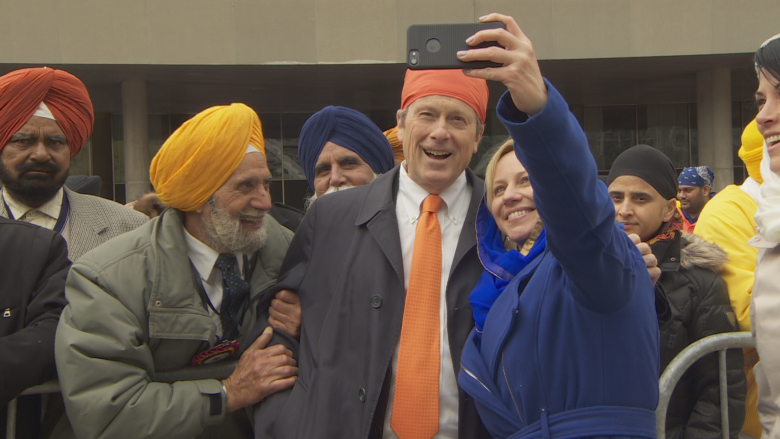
1, 0, 775, 209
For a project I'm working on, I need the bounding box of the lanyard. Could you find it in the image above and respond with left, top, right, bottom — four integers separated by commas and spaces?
188, 253, 257, 342
3, 191, 70, 234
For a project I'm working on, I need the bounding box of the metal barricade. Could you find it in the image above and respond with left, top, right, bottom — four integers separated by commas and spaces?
656, 332, 756, 439
5, 360, 237, 439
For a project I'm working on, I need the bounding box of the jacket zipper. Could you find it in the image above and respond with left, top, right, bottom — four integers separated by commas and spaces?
502, 352, 525, 427
461, 364, 492, 395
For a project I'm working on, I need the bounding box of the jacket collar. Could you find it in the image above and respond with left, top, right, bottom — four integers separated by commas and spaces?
355, 166, 401, 227
150, 208, 289, 305
650, 232, 681, 273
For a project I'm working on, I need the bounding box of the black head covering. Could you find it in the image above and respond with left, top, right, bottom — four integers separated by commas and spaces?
607, 145, 677, 200
65, 175, 102, 196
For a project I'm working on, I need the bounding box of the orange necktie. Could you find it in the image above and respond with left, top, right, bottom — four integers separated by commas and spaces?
391, 194, 443, 439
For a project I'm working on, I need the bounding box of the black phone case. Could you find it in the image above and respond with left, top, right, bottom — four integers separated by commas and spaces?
407, 22, 505, 70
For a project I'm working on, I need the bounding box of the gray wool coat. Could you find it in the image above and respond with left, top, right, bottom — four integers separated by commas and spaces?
254, 166, 490, 439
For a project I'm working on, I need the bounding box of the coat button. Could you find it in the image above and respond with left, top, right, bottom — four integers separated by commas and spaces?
371, 295, 382, 308
359, 388, 366, 402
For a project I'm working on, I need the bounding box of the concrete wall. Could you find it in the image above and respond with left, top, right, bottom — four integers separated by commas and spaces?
1, 0, 777, 65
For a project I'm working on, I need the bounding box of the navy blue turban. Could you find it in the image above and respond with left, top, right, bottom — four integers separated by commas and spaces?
678, 166, 714, 187
298, 106, 395, 189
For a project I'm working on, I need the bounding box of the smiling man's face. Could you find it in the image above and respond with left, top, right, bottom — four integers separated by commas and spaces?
0, 116, 71, 207
609, 175, 676, 242
397, 95, 482, 194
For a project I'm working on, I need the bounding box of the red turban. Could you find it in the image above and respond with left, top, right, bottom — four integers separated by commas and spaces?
401, 69, 489, 123
0, 67, 94, 158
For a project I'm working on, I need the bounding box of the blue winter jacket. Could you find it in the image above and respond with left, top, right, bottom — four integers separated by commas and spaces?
458, 81, 660, 439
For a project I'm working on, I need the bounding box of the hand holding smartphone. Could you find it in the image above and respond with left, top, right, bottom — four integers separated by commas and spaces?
407, 22, 506, 70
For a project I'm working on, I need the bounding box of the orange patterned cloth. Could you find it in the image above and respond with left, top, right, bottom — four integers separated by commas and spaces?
0, 67, 93, 157
384, 126, 405, 163
392, 194, 444, 439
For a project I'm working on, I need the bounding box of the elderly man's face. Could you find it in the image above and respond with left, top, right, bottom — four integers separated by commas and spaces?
397, 96, 482, 194
198, 152, 273, 254
0, 116, 71, 207
313, 141, 375, 197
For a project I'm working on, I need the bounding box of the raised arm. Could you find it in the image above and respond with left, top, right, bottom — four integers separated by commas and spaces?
458, 14, 650, 312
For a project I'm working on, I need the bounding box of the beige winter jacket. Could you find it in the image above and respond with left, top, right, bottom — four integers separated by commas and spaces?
54, 208, 292, 439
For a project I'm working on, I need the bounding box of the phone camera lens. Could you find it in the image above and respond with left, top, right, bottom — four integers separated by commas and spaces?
409, 50, 419, 65
425, 38, 441, 53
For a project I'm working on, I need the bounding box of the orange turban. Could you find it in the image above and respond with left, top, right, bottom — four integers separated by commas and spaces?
384, 126, 405, 163
0, 67, 93, 158
150, 103, 265, 212
739, 119, 764, 184
401, 69, 489, 122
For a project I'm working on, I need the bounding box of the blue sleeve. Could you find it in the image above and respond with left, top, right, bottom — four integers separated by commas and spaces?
496, 79, 651, 313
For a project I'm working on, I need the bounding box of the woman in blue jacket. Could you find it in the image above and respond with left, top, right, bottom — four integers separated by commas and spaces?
457, 13, 660, 438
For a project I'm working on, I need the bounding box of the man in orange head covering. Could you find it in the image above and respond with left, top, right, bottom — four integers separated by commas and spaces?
0, 67, 147, 260
253, 66, 495, 438
55, 103, 299, 439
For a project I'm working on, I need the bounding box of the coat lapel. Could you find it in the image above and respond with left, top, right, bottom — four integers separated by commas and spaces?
450, 169, 484, 277
356, 167, 405, 286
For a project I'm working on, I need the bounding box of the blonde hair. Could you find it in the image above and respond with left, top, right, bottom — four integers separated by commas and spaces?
485, 138, 516, 206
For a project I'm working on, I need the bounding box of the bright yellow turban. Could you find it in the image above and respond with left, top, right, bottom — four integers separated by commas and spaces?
739, 119, 764, 184
150, 103, 265, 212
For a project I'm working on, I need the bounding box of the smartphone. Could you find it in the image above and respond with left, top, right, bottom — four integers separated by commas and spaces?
407, 22, 505, 70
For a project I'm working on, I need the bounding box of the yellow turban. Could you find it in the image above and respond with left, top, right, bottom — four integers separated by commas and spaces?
738, 118, 764, 184
150, 103, 265, 212
384, 126, 405, 164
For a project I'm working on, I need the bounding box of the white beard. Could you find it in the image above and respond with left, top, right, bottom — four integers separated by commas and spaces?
203, 199, 269, 254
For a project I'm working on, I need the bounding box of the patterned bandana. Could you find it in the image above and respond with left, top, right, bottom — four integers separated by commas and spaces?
646, 210, 683, 246
678, 166, 714, 187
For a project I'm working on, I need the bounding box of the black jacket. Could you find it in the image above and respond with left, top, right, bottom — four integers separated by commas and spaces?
654, 233, 746, 439
0, 218, 70, 438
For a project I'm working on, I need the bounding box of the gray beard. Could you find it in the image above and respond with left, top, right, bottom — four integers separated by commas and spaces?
203, 199, 268, 254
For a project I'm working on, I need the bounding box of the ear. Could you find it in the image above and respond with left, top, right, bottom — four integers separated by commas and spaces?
662, 198, 676, 222
396, 109, 405, 141
702, 185, 711, 196
473, 125, 484, 154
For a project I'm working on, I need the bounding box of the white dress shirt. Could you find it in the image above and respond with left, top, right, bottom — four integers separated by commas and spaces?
2, 187, 70, 241
383, 163, 472, 439
183, 227, 246, 344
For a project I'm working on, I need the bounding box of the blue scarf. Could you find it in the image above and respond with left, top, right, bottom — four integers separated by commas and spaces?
470, 198, 546, 339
